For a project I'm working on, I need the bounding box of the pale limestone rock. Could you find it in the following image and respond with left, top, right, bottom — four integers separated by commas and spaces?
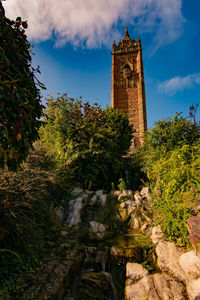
141, 222, 149, 233
156, 241, 186, 281
125, 273, 186, 300
134, 191, 142, 206
89, 221, 106, 233
140, 187, 151, 200
179, 250, 200, 279
125, 275, 159, 300
186, 278, 200, 300
119, 200, 136, 222
120, 200, 136, 215
95, 190, 104, 196
118, 190, 129, 201
90, 195, 97, 205
151, 225, 164, 244
85, 190, 94, 195
99, 194, 107, 207
127, 190, 134, 201
71, 187, 84, 196
113, 190, 121, 197
133, 218, 140, 230
153, 273, 186, 300
126, 263, 148, 283
67, 197, 83, 227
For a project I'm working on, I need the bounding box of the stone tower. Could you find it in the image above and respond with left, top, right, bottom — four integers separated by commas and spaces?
111, 27, 147, 151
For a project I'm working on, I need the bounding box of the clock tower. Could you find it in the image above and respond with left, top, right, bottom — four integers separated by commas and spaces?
111, 27, 147, 151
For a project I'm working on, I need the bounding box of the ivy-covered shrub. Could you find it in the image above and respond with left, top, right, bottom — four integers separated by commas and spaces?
0, 3, 45, 170
141, 114, 200, 247
39, 94, 133, 190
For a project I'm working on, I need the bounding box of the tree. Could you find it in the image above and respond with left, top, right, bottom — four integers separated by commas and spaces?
140, 113, 200, 246
0, 3, 45, 170
141, 113, 200, 172
39, 94, 133, 190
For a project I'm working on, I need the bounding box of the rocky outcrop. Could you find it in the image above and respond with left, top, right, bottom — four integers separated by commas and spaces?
89, 221, 107, 239
155, 240, 200, 300
156, 241, 186, 281
151, 225, 164, 244
187, 216, 200, 256
125, 265, 186, 300
21, 247, 80, 300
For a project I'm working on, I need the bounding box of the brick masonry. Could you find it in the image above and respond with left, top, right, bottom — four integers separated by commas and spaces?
111, 27, 147, 152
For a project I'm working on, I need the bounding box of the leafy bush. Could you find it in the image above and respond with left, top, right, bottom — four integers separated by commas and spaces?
39, 94, 133, 190
141, 114, 200, 246
0, 145, 67, 298
142, 113, 200, 174
0, 3, 45, 171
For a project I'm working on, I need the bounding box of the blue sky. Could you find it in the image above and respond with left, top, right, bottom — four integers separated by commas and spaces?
3, 0, 200, 127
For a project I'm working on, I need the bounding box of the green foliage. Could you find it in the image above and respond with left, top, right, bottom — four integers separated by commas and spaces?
142, 113, 200, 173
118, 178, 126, 192
141, 114, 200, 247
0, 3, 45, 171
39, 94, 132, 190
0, 146, 67, 298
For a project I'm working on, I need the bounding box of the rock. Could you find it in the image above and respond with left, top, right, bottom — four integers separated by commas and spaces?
127, 190, 134, 201
118, 190, 129, 201
85, 190, 94, 195
134, 192, 142, 207
140, 187, 151, 200
119, 200, 136, 222
133, 218, 140, 230
60, 231, 68, 237
151, 225, 164, 244
89, 221, 106, 233
113, 190, 121, 197
67, 197, 83, 227
80, 272, 112, 299
187, 216, 200, 256
125, 273, 186, 300
95, 190, 104, 196
126, 263, 148, 283
55, 206, 65, 223
71, 187, 84, 196
90, 195, 97, 205
156, 241, 186, 281
99, 194, 107, 207
140, 187, 150, 196
186, 278, 200, 300
141, 222, 149, 233
179, 250, 200, 279
110, 246, 142, 263
120, 200, 136, 214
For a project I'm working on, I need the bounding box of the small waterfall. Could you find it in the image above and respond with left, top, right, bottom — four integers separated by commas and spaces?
102, 272, 117, 300
67, 197, 83, 226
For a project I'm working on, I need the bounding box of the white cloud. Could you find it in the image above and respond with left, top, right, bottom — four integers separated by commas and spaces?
3, 0, 185, 49
158, 73, 200, 94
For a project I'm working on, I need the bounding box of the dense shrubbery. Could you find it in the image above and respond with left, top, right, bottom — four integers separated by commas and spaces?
0, 3, 45, 171
0, 146, 67, 298
140, 113, 200, 246
39, 94, 133, 190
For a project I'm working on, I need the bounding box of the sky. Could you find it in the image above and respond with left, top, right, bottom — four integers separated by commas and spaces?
3, 0, 200, 128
